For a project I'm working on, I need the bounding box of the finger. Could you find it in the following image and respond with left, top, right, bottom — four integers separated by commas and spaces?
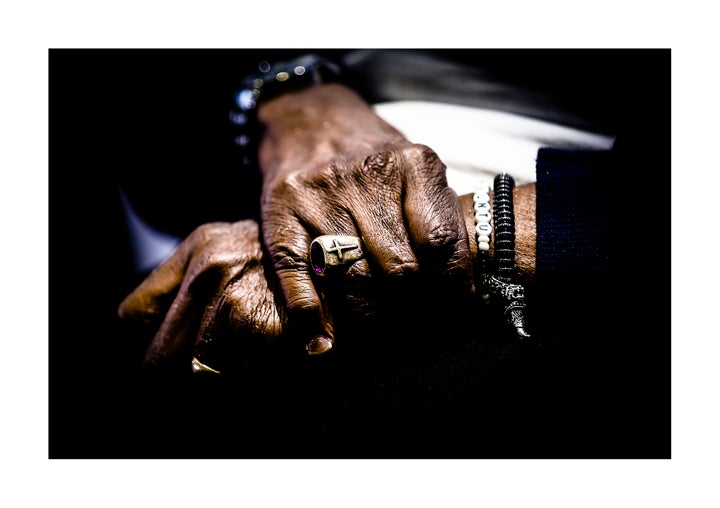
140, 223, 246, 368
352, 151, 419, 277
143, 248, 250, 369
320, 257, 378, 328
142, 274, 204, 370
261, 213, 335, 355
194, 265, 287, 373
298, 184, 366, 277
293, 205, 378, 324
117, 239, 193, 323
402, 145, 473, 286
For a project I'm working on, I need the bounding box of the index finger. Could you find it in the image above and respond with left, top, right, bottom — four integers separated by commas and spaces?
261, 215, 335, 355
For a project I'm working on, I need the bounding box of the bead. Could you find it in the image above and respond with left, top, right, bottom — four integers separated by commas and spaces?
473, 191, 489, 203
231, 55, 344, 175
229, 112, 247, 125
236, 89, 255, 110
473, 180, 493, 301
490, 173, 530, 339
474, 201, 490, 211
475, 210, 491, 222
476, 222, 492, 235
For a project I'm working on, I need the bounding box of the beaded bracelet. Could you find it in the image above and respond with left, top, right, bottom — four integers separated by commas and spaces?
489, 172, 530, 339
229, 54, 344, 170
473, 180, 493, 302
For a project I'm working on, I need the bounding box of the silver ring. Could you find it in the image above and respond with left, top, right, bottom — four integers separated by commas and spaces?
310, 235, 364, 276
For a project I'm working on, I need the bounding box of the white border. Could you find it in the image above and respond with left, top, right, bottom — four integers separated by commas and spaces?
3, 2, 717, 507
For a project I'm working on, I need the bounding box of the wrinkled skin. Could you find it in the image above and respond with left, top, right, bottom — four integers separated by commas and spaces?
120, 84, 474, 363
118, 220, 286, 371
117, 219, 384, 372
257, 84, 473, 354
118, 83, 539, 370
117, 191, 537, 372
117, 218, 465, 373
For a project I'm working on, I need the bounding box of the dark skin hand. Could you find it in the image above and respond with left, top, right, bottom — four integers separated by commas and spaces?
257, 84, 474, 355
118, 187, 536, 373
119, 82, 536, 370
118, 220, 286, 371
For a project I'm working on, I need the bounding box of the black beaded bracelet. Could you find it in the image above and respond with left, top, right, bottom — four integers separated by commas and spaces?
489, 172, 531, 339
229, 54, 344, 170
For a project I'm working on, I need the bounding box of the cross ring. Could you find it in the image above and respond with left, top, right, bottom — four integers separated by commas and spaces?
310, 235, 364, 276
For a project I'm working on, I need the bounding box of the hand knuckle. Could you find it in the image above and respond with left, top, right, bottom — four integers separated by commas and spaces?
268, 243, 306, 272
225, 279, 283, 340
384, 260, 419, 277
425, 223, 460, 250
403, 144, 443, 170
360, 150, 398, 185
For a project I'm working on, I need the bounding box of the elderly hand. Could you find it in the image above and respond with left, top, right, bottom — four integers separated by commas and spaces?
117, 218, 385, 373
117, 188, 537, 373
118, 220, 287, 373
257, 83, 473, 355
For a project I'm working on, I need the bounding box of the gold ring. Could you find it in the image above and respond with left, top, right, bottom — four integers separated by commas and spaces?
310, 235, 364, 276
191, 357, 221, 374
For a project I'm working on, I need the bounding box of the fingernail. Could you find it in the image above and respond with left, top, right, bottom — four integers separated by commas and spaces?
306, 336, 333, 355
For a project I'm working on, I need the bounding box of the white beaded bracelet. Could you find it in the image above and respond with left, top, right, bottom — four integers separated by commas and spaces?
473, 180, 493, 301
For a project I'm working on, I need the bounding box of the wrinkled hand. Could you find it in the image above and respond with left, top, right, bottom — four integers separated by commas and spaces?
118, 220, 287, 373
258, 84, 473, 355
262, 143, 472, 354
